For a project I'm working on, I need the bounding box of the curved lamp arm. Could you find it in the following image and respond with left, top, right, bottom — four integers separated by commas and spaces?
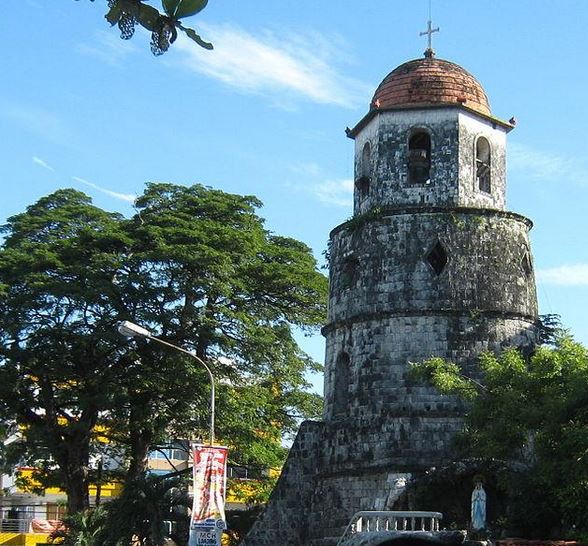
117, 320, 215, 445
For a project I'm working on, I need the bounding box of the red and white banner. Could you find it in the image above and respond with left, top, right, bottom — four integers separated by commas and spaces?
188, 444, 228, 546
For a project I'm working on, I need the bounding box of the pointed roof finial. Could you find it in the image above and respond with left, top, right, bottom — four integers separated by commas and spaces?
420, 0, 439, 58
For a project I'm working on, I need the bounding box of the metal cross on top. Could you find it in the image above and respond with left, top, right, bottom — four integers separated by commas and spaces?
420, 19, 439, 58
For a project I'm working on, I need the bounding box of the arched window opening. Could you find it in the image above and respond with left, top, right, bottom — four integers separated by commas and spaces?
333, 352, 350, 418
408, 131, 431, 185
362, 141, 371, 173
355, 177, 369, 196
356, 142, 371, 197
520, 247, 533, 278
476, 137, 491, 193
340, 257, 359, 290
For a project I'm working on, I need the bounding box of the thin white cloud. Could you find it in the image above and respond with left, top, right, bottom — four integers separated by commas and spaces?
0, 101, 71, 144
289, 162, 323, 177
77, 31, 138, 66
172, 24, 371, 108
72, 176, 136, 203
537, 264, 588, 286
32, 156, 55, 172
509, 142, 588, 187
311, 179, 354, 207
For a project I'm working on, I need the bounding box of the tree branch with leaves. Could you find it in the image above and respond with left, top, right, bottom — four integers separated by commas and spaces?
78, 0, 213, 55
411, 333, 588, 538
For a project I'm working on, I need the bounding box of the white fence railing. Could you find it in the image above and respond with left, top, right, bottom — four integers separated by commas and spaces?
0, 517, 33, 532
337, 511, 443, 545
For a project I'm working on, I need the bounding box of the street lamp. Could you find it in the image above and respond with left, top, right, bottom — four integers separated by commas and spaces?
117, 320, 216, 445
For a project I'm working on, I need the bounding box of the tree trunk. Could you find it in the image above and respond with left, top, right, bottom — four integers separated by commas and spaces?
50, 428, 92, 514
57, 443, 90, 513
65, 465, 90, 513
127, 429, 152, 483
39, 371, 96, 515
126, 399, 154, 483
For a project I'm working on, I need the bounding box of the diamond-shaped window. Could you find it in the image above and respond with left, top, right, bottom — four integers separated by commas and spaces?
426, 242, 448, 276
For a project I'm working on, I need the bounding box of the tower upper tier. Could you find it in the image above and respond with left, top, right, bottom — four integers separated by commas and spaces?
349, 54, 515, 214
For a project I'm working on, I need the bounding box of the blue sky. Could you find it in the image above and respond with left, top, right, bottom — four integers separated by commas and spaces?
1, 1, 587, 383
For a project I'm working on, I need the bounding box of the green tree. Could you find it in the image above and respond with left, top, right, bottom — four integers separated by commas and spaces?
412, 335, 588, 538
79, 0, 213, 55
0, 184, 327, 514
0, 190, 129, 513
53, 475, 190, 546
102, 474, 191, 546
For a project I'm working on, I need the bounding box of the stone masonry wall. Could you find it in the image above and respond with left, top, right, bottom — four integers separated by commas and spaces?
244, 100, 536, 546
241, 421, 324, 546
243, 415, 466, 546
457, 112, 507, 210
243, 411, 472, 545
306, 469, 414, 544
322, 315, 536, 421
353, 109, 508, 215
328, 209, 536, 323
244, 211, 537, 546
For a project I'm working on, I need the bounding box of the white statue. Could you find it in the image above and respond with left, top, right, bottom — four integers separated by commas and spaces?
471, 479, 487, 530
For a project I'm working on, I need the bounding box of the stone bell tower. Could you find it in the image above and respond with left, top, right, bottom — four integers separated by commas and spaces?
243, 49, 538, 546
323, 54, 538, 420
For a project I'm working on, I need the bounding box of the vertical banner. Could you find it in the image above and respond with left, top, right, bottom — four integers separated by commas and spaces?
188, 443, 228, 546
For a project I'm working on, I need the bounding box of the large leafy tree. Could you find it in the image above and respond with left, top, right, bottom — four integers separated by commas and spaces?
0, 190, 129, 513
0, 184, 327, 514
412, 335, 588, 538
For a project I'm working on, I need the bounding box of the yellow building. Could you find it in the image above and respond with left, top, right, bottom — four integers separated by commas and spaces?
0, 466, 124, 546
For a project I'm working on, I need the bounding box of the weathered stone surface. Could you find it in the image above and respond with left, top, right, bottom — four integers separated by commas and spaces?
242, 56, 538, 546
353, 110, 508, 215
327, 210, 535, 321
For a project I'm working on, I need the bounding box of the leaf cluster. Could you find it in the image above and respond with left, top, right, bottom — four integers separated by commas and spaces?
77, 0, 212, 56
412, 336, 588, 537
53, 474, 190, 546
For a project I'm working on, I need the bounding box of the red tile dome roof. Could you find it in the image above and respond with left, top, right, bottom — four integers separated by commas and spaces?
371, 56, 491, 116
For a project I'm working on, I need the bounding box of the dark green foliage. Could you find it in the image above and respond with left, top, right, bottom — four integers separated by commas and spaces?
53, 471, 275, 545
224, 506, 264, 546
0, 184, 327, 513
0, 189, 130, 512
102, 474, 191, 546
412, 336, 588, 538
536, 313, 562, 346
53, 475, 190, 546
52, 505, 109, 546
78, 0, 212, 55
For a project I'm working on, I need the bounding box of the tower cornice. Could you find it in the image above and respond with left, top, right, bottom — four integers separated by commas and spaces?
329, 205, 532, 238
347, 104, 515, 140
322, 309, 538, 336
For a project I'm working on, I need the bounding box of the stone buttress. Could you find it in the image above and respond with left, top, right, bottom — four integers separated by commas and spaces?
243, 53, 538, 546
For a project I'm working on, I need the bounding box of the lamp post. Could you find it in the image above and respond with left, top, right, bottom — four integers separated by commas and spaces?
117, 320, 216, 445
